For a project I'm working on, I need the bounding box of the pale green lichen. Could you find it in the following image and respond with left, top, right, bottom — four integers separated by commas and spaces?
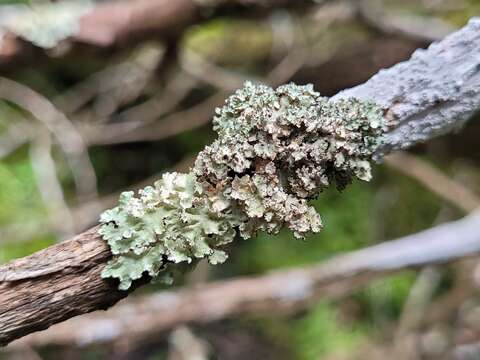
99, 172, 240, 290
100, 81, 387, 290
0, 1, 93, 49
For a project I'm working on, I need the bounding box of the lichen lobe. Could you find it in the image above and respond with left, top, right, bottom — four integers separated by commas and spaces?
99, 172, 238, 290
99, 82, 386, 290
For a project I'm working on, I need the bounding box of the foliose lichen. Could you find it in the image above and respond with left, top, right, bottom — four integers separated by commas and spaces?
99, 172, 241, 290
100, 81, 388, 290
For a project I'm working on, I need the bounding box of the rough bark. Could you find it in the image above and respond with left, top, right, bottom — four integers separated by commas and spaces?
13, 212, 480, 347
333, 17, 480, 158
0, 227, 129, 347
1, 19, 480, 347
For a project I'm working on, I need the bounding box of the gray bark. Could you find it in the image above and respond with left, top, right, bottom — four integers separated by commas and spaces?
333, 17, 480, 159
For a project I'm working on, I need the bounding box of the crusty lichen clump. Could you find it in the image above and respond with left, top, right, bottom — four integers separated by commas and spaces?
194, 82, 386, 239
100, 81, 387, 290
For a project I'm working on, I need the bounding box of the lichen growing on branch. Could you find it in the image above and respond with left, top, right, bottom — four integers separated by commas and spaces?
99, 81, 387, 290
99, 172, 240, 290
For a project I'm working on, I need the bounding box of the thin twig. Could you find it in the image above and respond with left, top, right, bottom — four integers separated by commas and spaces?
29, 128, 75, 239
392, 266, 443, 359
91, 45, 165, 119
168, 327, 210, 360
83, 72, 197, 145
54, 44, 164, 116
0, 77, 99, 206
356, 0, 455, 42
385, 152, 480, 213
88, 20, 308, 145
179, 48, 247, 91
0, 121, 31, 159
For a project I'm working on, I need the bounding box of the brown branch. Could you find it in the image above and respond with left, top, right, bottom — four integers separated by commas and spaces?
0, 227, 129, 347
1, 20, 480, 346
0, 0, 196, 64
0, 0, 305, 65
11, 212, 480, 348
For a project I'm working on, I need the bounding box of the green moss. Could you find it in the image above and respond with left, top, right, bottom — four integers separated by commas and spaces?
254, 302, 367, 360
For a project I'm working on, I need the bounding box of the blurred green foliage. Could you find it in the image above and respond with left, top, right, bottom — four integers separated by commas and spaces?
184, 19, 273, 70
293, 301, 365, 360
0, 153, 55, 262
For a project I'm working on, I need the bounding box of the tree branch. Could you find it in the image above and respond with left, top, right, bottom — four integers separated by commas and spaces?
12, 212, 480, 348
0, 0, 305, 65
0, 227, 131, 347
333, 18, 480, 159
0, 0, 195, 63
1, 18, 480, 347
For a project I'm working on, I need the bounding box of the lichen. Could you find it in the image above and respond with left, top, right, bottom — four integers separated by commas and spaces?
100, 81, 387, 290
99, 172, 240, 290
0, 1, 93, 49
